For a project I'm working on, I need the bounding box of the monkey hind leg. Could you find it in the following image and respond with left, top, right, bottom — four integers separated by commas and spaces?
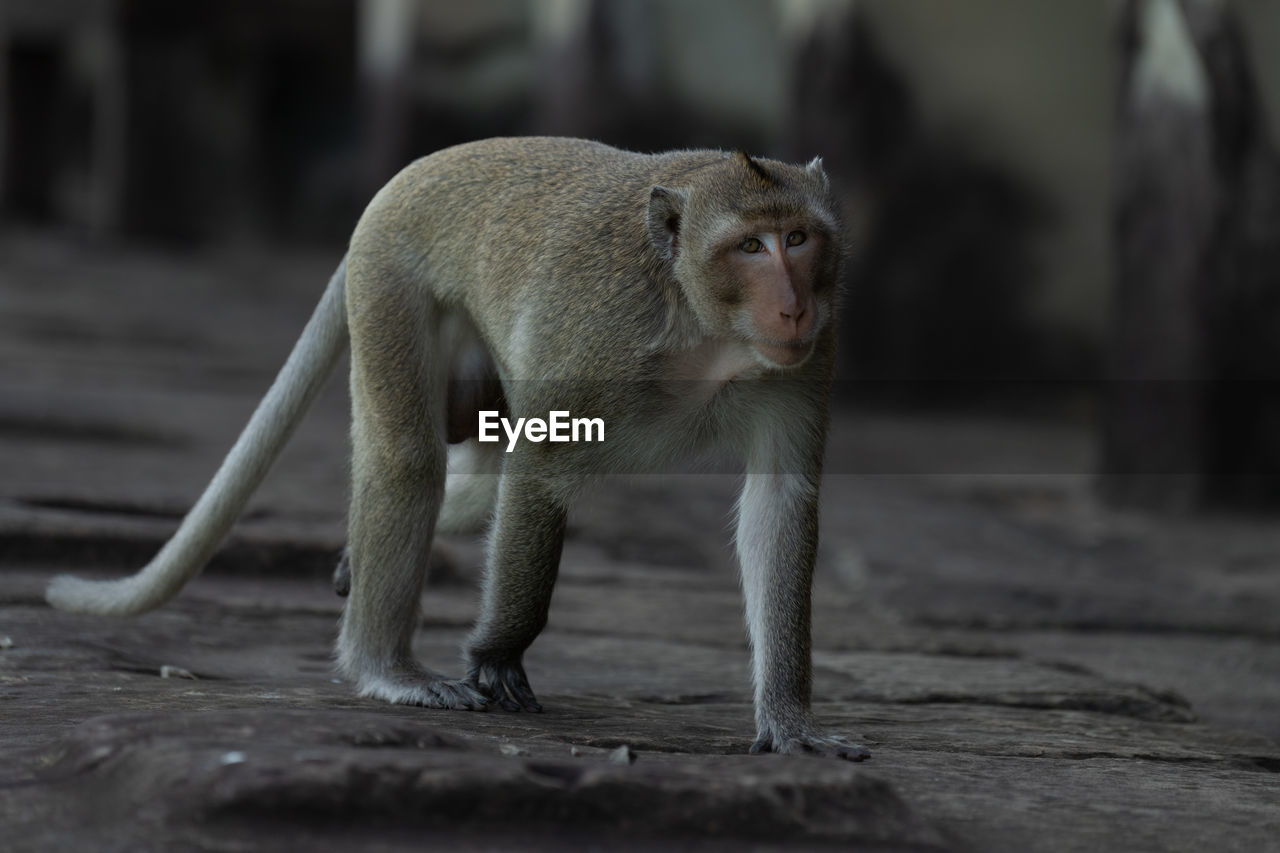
336, 445, 490, 710
336, 452, 489, 710
331, 438, 497, 599
337, 280, 486, 710
337, 533, 486, 707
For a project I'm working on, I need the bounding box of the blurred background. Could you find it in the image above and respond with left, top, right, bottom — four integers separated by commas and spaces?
2, 0, 1279, 512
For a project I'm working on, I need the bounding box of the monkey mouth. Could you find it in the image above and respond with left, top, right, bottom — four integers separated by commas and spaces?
750, 338, 814, 368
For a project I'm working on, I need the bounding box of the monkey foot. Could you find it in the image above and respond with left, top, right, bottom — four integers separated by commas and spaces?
467, 659, 542, 712
360, 670, 489, 711
749, 731, 871, 761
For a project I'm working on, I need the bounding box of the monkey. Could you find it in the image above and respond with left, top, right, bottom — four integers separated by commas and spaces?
45, 137, 868, 760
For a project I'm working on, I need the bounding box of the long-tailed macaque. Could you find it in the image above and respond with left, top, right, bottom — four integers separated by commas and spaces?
46, 138, 867, 759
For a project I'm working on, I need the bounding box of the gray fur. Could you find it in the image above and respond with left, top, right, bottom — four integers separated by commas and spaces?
44, 137, 866, 759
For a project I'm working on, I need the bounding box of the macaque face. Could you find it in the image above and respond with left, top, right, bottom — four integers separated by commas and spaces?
717, 223, 827, 368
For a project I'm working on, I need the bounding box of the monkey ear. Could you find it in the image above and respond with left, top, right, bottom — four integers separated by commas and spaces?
805, 156, 830, 193
647, 185, 687, 260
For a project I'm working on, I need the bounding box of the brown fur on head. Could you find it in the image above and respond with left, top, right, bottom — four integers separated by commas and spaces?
734, 150, 775, 188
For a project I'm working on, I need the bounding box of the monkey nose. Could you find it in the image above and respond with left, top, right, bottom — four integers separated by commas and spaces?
778, 302, 812, 338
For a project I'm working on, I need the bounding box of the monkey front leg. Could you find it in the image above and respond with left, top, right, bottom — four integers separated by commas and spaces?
463, 473, 567, 711
735, 472, 871, 760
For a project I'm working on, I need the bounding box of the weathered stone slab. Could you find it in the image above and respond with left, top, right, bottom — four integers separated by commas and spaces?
3, 709, 945, 852
999, 630, 1280, 741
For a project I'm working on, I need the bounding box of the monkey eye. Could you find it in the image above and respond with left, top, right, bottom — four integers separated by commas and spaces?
740, 237, 764, 254
786, 230, 807, 247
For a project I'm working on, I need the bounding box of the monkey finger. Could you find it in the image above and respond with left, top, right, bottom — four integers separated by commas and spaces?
495, 692, 523, 713
828, 741, 871, 761
467, 670, 517, 711
499, 665, 543, 713
429, 678, 490, 711
488, 683, 539, 712
506, 682, 542, 713
472, 661, 543, 712
752, 732, 871, 761
792, 735, 871, 762
488, 678, 541, 712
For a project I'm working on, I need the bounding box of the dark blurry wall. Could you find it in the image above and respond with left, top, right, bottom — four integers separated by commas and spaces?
4, 0, 1280, 506
0, 0, 357, 243
0, 0, 794, 243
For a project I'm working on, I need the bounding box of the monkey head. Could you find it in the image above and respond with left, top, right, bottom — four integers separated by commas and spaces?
646, 151, 842, 369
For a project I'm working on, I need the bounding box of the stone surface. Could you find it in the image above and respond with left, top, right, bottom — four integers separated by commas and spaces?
5, 709, 938, 851
1, 235, 1278, 851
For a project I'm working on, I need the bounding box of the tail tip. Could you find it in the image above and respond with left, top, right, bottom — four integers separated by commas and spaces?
46, 574, 145, 616
46, 574, 93, 612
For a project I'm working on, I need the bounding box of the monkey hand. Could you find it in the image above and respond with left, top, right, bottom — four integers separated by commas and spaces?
749, 729, 871, 761
466, 656, 542, 712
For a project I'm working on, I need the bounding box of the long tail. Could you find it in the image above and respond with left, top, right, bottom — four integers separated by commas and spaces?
46, 258, 350, 615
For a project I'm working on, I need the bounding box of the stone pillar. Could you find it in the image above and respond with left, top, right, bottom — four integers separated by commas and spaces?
1102, 0, 1215, 510
0, 7, 8, 214
357, 0, 417, 195
85, 0, 126, 240
1104, 0, 1280, 509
